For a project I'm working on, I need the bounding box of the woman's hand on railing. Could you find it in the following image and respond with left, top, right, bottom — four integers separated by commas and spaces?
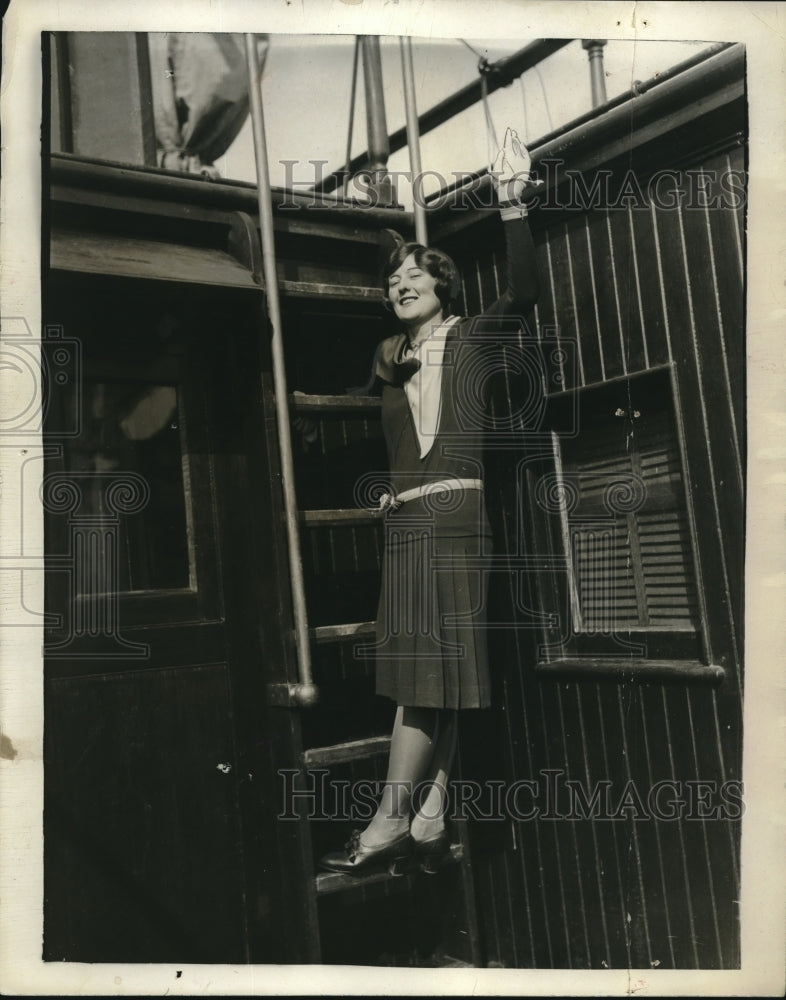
490, 127, 542, 206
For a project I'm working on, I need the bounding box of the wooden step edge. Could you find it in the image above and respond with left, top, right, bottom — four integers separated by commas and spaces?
314, 871, 410, 896
303, 734, 391, 768
314, 842, 465, 896
289, 393, 382, 413
300, 508, 382, 527
280, 279, 383, 302
310, 620, 376, 644
314, 867, 413, 897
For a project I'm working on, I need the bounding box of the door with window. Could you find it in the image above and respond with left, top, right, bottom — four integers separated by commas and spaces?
43, 271, 282, 962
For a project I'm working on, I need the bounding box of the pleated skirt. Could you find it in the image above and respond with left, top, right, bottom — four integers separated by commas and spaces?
374, 529, 492, 709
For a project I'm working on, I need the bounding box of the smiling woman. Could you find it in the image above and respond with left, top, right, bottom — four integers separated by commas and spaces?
386, 250, 449, 334
318, 128, 541, 875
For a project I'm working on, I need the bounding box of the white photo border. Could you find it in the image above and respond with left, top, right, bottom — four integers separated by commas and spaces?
1, 0, 784, 995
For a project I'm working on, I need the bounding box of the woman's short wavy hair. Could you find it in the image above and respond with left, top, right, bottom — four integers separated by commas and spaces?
382, 243, 459, 311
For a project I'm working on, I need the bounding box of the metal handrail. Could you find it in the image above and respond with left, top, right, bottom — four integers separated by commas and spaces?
244, 33, 318, 709
399, 36, 427, 246
342, 37, 361, 197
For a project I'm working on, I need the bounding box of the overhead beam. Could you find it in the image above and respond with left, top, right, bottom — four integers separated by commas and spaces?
314, 37, 574, 193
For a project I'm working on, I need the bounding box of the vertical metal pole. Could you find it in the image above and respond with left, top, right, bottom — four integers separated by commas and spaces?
342, 36, 361, 197
53, 33, 75, 153
399, 36, 428, 246
581, 39, 608, 108
244, 34, 317, 708
359, 35, 396, 205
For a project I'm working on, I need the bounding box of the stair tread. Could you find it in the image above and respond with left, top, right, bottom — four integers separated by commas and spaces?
300, 508, 382, 525
280, 279, 383, 301
314, 842, 465, 895
290, 393, 382, 412
310, 620, 376, 643
303, 734, 391, 767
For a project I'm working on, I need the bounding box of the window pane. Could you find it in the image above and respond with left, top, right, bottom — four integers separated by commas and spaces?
66, 381, 192, 592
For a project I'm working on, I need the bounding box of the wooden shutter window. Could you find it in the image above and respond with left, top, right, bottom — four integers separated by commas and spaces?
561, 408, 699, 634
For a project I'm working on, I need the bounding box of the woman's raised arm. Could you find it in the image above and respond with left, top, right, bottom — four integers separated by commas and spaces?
484, 127, 541, 317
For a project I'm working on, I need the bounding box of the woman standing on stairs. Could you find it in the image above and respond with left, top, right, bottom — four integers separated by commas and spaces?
320, 128, 541, 875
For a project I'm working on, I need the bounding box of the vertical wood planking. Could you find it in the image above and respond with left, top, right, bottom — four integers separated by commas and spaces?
490, 435, 557, 968
547, 224, 582, 391
639, 684, 698, 963
552, 686, 594, 967
607, 205, 649, 375
676, 191, 745, 639
444, 142, 744, 969
560, 221, 588, 386
532, 231, 558, 338
563, 214, 604, 384
632, 684, 678, 967
629, 204, 672, 368
585, 210, 626, 380
533, 684, 575, 965
589, 685, 638, 965
650, 178, 741, 680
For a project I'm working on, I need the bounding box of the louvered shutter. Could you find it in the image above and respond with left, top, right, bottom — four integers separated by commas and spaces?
561, 409, 699, 633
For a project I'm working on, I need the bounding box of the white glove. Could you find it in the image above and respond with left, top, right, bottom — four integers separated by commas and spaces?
490, 127, 542, 206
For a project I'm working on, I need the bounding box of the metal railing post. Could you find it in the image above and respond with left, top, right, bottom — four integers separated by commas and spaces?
582, 39, 608, 108
360, 35, 396, 205
399, 36, 428, 246
244, 33, 317, 708
342, 36, 361, 198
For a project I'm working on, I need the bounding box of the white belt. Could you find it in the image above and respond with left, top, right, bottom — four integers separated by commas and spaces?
376, 478, 483, 513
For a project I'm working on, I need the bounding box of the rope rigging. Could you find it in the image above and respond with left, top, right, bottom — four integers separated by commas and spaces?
457, 37, 555, 155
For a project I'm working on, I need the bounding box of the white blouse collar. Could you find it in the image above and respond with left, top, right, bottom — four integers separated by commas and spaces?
403, 314, 460, 459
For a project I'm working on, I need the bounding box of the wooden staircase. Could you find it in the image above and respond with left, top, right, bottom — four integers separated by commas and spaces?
260, 246, 484, 965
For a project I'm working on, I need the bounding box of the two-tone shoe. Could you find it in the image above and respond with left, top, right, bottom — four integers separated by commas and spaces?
319, 829, 413, 876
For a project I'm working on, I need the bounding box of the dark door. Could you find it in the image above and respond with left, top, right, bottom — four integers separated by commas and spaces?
42, 271, 283, 962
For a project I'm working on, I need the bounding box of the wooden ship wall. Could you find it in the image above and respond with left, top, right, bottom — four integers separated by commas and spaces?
42, 36, 745, 967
